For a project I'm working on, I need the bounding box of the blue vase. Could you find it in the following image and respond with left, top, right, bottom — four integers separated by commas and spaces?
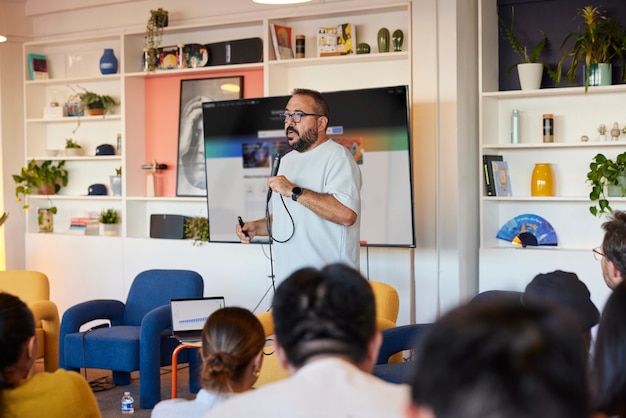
100, 48, 118, 75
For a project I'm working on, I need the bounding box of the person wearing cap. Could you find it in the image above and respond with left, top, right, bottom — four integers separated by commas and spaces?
597, 211, 626, 289
472, 269, 600, 354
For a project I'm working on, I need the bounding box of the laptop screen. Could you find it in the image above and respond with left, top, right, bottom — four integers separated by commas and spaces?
170, 297, 225, 333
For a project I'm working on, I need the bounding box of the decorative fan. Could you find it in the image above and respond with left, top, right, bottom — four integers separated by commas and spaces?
496, 214, 558, 247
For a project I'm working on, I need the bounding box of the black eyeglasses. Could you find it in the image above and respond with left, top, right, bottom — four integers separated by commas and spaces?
593, 246, 605, 261
279, 111, 323, 123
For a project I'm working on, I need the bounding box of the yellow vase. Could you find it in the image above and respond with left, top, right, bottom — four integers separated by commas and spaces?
531, 163, 554, 196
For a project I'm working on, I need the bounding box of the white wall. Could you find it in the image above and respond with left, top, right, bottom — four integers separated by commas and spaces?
3, 0, 478, 324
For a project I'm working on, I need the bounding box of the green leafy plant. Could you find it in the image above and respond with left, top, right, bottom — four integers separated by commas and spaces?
98, 208, 120, 224
557, 6, 626, 91
144, 8, 168, 71
68, 85, 118, 115
598, 124, 607, 135
184, 216, 209, 246
498, 7, 552, 78
587, 151, 626, 216
12, 159, 68, 211
65, 138, 81, 149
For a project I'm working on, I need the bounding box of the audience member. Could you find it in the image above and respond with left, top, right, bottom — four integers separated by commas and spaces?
598, 210, 626, 289
472, 270, 600, 354
206, 263, 409, 418
591, 281, 626, 418
0, 292, 101, 417
152, 307, 265, 417
406, 299, 590, 418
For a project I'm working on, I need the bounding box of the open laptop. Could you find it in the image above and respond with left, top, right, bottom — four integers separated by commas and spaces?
170, 296, 225, 343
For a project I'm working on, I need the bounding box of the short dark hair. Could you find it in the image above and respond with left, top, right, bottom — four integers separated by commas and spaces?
272, 264, 375, 368
592, 281, 626, 416
602, 210, 626, 279
291, 88, 330, 119
0, 292, 35, 396
409, 300, 589, 418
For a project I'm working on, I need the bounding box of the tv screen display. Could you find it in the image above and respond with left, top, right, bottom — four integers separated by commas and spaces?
202, 85, 415, 247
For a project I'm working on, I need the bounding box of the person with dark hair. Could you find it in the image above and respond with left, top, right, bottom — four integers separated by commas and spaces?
0, 292, 101, 417
597, 210, 626, 289
591, 281, 626, 418
472, 270, 600, 355
236, 88, 362, 282
406, 299, 590, 418
207, 264, 409, 418
152, 307, 265, 417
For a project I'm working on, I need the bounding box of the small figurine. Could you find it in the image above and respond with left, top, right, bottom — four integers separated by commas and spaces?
611, 122, 621, 141
580, 135, 589, 142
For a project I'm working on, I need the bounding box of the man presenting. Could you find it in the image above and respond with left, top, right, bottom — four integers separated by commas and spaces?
236, 88, 362, 282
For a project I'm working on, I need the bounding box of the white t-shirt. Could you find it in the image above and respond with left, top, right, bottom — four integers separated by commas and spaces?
151, 389, 233, 418
271, 139, 362, 282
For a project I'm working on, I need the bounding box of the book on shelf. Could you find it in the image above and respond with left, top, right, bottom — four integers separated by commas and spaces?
27, 53, 49, 80
317, 23, 356, 57
483, 154, 503, 196
69, 217, 99, 235
270, 23, 294, 60
491, 160, 512, 197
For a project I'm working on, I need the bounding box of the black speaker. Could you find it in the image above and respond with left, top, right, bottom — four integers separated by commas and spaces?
150, 214, 188, 239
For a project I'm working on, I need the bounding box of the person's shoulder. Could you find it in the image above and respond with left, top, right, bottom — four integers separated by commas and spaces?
152, 398, 190, 418
205, 384, 280, 417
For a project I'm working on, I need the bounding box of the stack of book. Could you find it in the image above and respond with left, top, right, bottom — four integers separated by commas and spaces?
69, 217, 99, 235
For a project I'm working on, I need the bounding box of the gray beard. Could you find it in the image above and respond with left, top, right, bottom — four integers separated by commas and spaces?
290, 126, 318, 152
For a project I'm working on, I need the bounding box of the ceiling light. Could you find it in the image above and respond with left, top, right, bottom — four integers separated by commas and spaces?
253, 0, 312, 4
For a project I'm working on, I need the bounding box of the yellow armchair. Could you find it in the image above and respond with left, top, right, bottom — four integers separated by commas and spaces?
254, 311, 288, 387
0, 270, 59, 372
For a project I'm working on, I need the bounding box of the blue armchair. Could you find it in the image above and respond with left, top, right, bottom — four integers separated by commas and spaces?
373, 323, 431, 384
60, 269, 204, 409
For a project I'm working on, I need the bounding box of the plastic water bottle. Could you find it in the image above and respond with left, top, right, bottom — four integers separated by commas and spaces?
511, 109, 521, 144
121, 391, 134, 414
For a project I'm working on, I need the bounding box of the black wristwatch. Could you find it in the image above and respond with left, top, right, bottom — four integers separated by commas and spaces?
291, 186, 303, 201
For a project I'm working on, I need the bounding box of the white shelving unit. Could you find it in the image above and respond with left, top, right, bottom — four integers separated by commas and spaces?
21, 3, 413, 315
478, 0, 615, 308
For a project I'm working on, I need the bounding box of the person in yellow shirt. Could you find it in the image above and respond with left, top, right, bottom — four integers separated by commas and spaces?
0, 292, 101, 418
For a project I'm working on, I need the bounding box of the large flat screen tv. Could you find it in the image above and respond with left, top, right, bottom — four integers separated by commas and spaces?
202, 85, 415, 247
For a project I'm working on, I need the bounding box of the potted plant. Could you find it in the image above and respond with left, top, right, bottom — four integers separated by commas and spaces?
587, 151, 626, 216
498, 7, 553, 89
184, 216, 209, 246
557, 6, 626, 92
98, 208, 120, 236
12, 159, 69, 211
64, 138, 83, 156
598, 124, 607, 141
68, 85, 118, 116
110, 167, 122, 196
144, 8, 169, 71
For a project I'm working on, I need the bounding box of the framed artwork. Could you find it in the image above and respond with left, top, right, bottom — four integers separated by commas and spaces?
28, 53, 49, 80
176, 76, 244, 196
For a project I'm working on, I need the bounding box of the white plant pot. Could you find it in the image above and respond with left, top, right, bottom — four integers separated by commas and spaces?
517, 63, 543, 90
99, 223, 119, 236
64, 148, 83, 157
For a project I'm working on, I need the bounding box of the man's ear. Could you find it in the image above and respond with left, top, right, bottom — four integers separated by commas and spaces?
317, 115, 328, 132
608, 259, 624, 283
406, 403, 436, 418
362, 331, 383, 373
26, 335, 37, 360
275, 341, 296, 375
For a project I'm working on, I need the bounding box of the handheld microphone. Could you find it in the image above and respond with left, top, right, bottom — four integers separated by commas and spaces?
267, 154, 281, 202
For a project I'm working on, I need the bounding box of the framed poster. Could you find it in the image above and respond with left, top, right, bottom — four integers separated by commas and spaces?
176, 76, 243, 196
